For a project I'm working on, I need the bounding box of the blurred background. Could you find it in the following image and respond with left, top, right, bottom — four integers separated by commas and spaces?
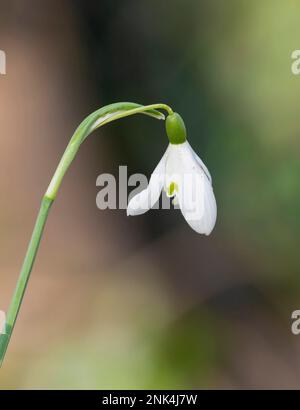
0, 0, 300, 389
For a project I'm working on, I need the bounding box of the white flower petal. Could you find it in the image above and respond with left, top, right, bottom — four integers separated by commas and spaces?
186, 141, 212, 183
127, 138, 217, 234
127, 145, 169, 216
167, 142, 216, 235
164, 142, 190, 194
177, 173, 217, 235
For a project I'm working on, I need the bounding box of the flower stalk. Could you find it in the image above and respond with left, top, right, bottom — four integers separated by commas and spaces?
0, 102, 173, 366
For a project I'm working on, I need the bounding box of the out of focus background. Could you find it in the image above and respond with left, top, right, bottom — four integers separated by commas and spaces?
0, 0, 300, 389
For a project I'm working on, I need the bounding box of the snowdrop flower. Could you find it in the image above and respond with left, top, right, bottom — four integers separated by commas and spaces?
127, 113, 217, 234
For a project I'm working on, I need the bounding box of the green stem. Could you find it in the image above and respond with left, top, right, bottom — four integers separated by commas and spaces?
0, 196, 53, 366
0, 101, 173, 366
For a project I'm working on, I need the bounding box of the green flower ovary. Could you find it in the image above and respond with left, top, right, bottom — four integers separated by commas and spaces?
165, 113, 187, 145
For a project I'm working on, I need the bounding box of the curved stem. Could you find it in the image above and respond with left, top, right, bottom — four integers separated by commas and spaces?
46, 102, 173, 200
0, 101, 173, 366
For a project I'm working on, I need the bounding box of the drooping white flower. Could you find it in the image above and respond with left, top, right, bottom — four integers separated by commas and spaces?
127, 135, 217, 235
